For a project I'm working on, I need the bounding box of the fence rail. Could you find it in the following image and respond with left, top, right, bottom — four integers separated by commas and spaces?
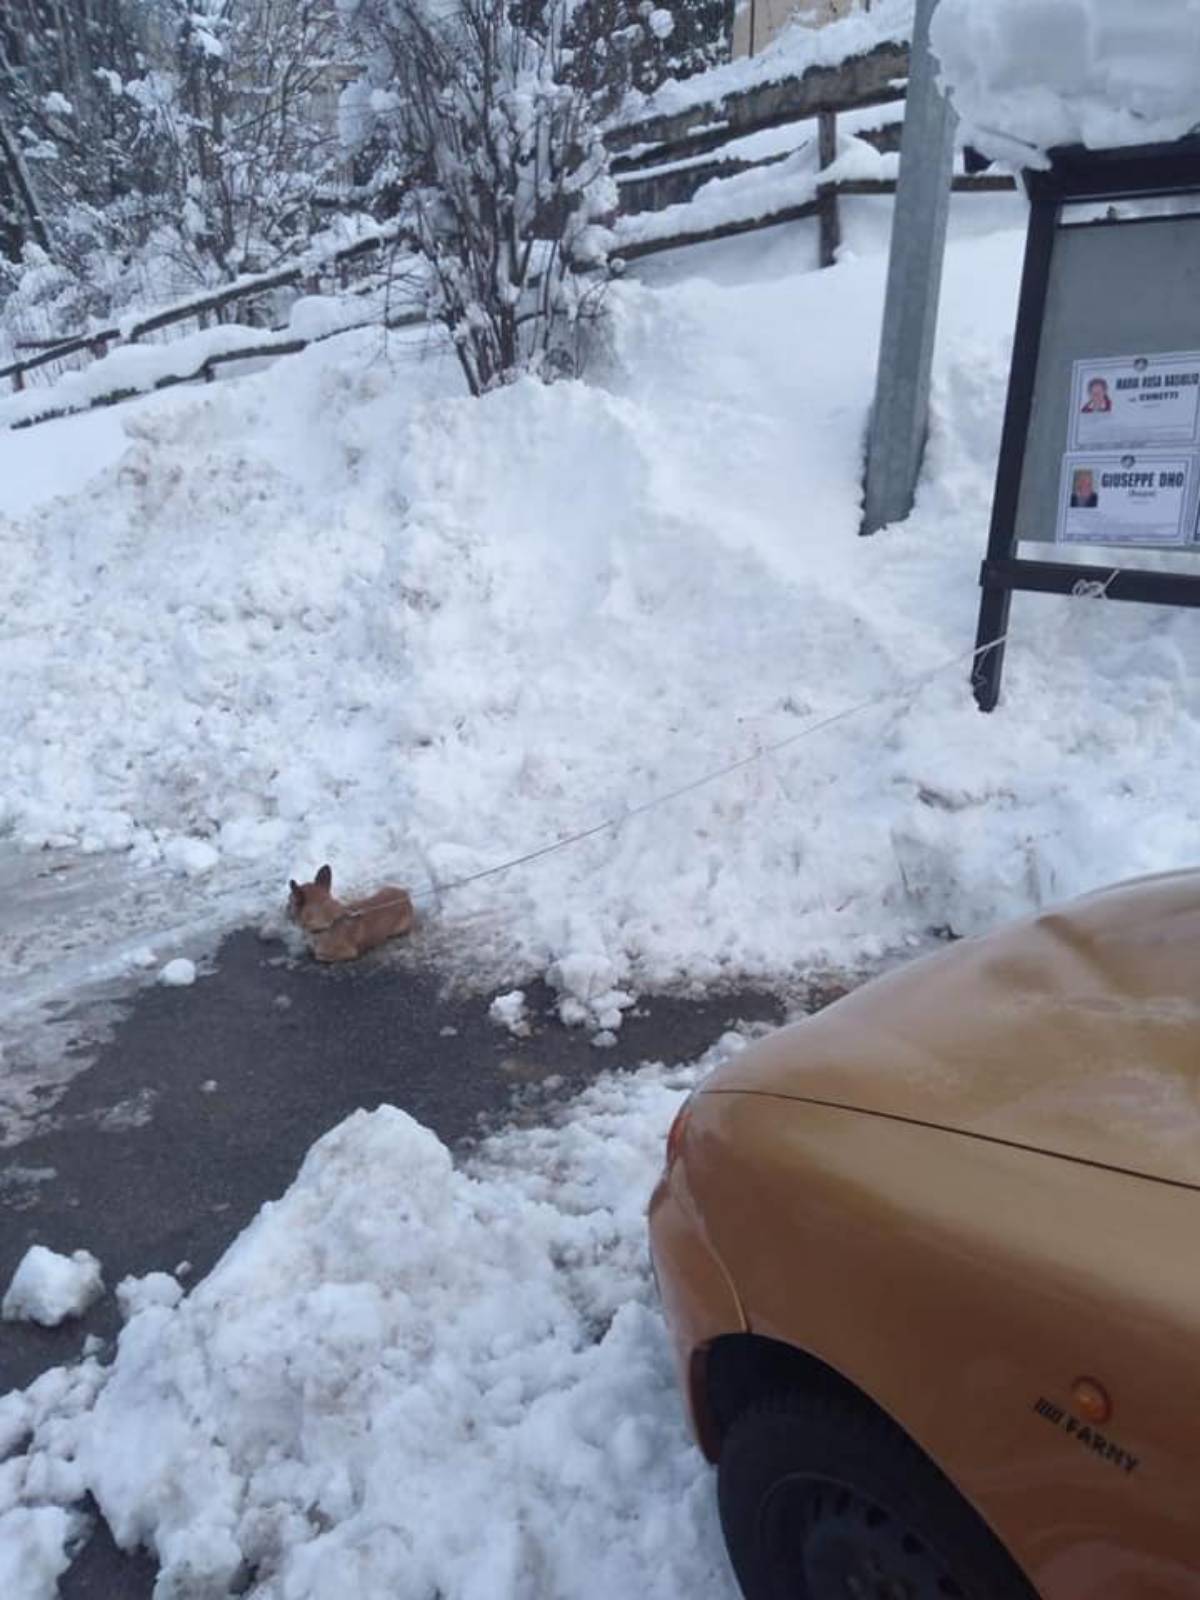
610, 35, 1017, 268
0, 228, 405, 394
607, 38, 910, 164
617, 171, 1017, 263
7, 307, 426, 432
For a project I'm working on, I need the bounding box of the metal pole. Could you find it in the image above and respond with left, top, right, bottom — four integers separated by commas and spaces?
861, 0, 956, 534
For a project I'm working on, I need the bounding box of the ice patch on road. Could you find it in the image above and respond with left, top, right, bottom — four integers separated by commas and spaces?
0, 842, 272, 1143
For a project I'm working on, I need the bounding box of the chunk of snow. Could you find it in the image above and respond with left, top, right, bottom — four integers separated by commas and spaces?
0, 1507, 81, 1600
488, 989, 530, 1037
162, 837, 219, 877
647, 8, 675, 40
287, 295, 365, 342
159, 958, 196, 988
116, 1272, 184, 1322
2, 1247, 104, 1327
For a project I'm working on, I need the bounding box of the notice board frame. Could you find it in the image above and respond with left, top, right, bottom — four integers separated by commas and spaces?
972, 138, 1200, 711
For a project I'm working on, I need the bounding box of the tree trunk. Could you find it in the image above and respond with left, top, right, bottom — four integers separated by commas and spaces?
0, 110, 52, 256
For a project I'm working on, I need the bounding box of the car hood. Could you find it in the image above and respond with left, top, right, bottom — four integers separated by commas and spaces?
706, 870, 1200, 1188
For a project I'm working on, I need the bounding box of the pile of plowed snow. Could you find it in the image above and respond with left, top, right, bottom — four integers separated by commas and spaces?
3, 214, 1198, 1025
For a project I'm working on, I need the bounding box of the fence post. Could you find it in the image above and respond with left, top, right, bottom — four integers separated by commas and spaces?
861, 0, 957, 534
817, 110, 841, 268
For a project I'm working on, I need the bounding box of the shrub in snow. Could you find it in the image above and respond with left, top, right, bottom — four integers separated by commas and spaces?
2, 1246, 104, 1327
339, 0, 617, 395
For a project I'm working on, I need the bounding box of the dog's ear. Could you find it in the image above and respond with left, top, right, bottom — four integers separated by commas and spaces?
289, 878, 302, 900
315, 864, 332, 891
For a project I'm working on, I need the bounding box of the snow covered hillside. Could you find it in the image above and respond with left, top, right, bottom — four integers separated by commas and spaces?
3, 191, 1199, 1028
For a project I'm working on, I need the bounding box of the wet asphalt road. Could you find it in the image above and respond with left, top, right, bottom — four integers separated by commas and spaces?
1, 925, 799, 1596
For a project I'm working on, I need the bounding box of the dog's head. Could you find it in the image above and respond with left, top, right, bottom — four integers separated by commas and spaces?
287, 864, 339, 932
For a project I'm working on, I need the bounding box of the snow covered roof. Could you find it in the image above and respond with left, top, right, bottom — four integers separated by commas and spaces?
932, 0, 1200, 164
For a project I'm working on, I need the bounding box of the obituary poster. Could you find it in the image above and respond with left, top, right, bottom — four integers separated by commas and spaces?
1057, 452, 1194, 547
1057, 351, 1200, 547
1070, 352, 1200, 451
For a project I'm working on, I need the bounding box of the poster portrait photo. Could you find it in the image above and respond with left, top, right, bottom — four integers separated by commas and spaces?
1070, 467, 1099, 508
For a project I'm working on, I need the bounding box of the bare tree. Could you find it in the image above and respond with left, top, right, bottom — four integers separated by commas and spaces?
340, 0, 616, 396
559, 0, 730, 118
0, 109, 52, 261
0, 0, 346, 317
139, 0, 343, 283
0, 1, 151, 235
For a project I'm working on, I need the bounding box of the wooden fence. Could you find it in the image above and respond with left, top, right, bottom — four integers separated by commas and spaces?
608, 36, 1017, 265
0, 228, 405, 396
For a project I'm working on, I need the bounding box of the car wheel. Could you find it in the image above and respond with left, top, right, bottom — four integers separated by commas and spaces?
717, 1389, 1039, 1600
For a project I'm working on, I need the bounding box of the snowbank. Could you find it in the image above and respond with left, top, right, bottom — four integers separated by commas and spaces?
1, 1246, 104, 1327
0, 1048, 739, 1599
2, 209, 1197, 1021
933, 0, 1200, 161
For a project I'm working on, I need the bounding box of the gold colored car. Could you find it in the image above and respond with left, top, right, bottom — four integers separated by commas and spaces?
649, 870, 1200, 1600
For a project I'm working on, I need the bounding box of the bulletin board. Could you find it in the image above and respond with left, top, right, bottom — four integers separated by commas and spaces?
971, 140, 1200, 711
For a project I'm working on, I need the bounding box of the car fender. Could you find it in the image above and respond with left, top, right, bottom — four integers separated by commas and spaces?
686, 1089, 1200, 1600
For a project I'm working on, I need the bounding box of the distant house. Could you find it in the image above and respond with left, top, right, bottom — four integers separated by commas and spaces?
733, 0, 859, 59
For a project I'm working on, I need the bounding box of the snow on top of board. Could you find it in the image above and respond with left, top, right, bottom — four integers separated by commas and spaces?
933, 0, 1200, 163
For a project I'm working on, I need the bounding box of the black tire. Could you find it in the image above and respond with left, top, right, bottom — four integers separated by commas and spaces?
718, 1389, 1040, 1600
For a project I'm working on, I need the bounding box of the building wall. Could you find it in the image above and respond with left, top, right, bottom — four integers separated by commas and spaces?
731, 0, 859, 60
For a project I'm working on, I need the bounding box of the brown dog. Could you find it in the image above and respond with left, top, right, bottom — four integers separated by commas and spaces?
287, 864, 415, 963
